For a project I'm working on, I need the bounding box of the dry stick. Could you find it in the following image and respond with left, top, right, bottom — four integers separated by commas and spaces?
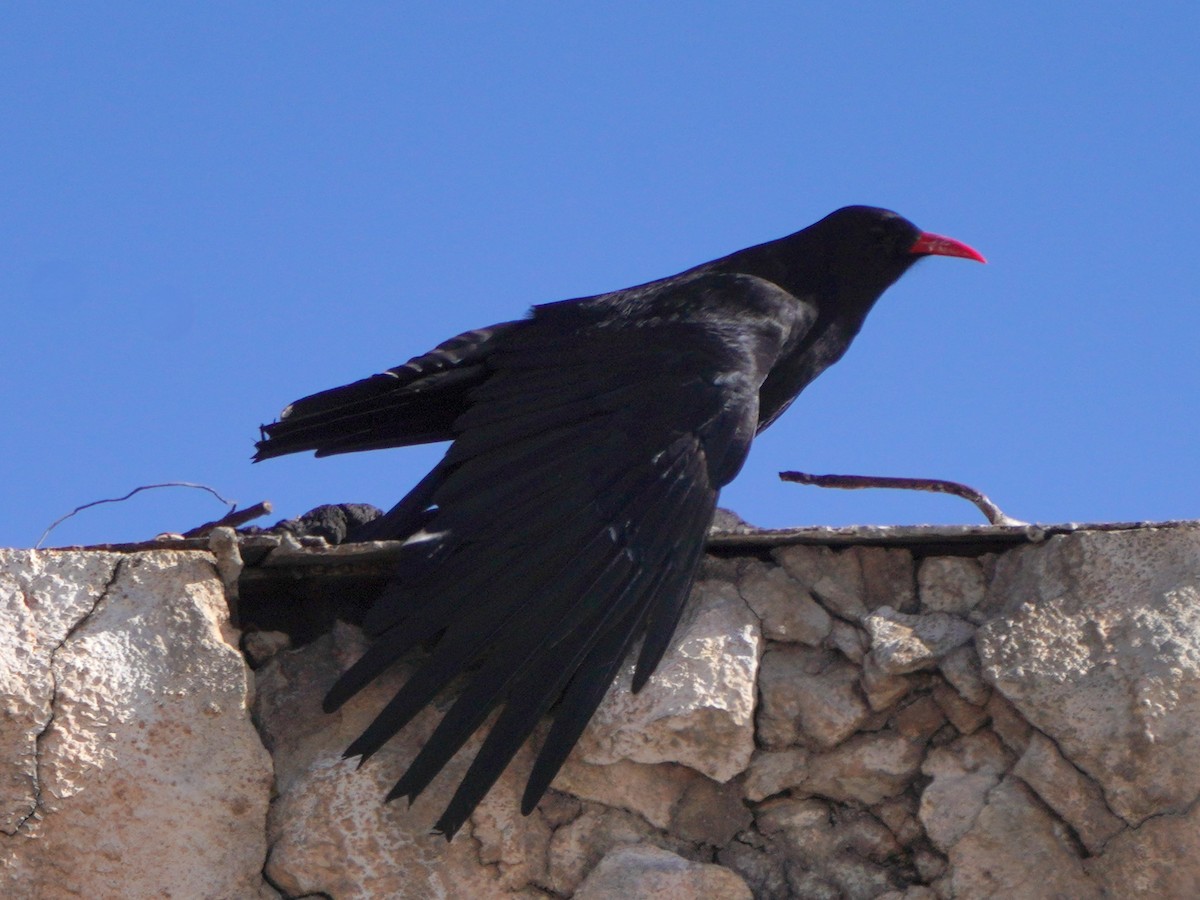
182, 501, 274, 538
779, 471, 1028, 527
37, 482, 239, 548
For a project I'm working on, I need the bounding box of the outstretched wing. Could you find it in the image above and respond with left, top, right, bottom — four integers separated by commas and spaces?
254, 322, 521, 460
314, 274, 812, 838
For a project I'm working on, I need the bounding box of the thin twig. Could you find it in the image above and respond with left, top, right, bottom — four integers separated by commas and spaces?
779, 471, 1028, 526
37, 482, 239, 548
182, 501, 274, 538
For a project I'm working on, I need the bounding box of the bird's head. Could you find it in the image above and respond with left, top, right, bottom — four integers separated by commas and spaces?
808, 205, 985, 310
824, 204, 984, 264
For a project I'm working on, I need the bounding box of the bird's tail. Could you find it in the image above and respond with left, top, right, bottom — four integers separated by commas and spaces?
254, 322, 520, 461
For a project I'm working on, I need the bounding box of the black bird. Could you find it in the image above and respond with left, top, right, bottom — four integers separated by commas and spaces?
255, 206, 984, 838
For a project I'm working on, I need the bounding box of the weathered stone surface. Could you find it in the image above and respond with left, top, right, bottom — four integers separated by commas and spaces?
932, 680, 989, 735
258, 626, 555, 899
546, 805, 696, 897
944, 778, 1099, 898
861, 656, 913, 711
717, 834, 790, 900
893, 694, 947, 741
978, 526, 1200, 824
864, 606, 975, 675
554, 758, 698, 830
242, 628, 292, 667
1086, 800, 1200, 896
255, 622, 369, 792
738, 559, 832, 645
937, 644, 990, 706
743, 748, 809, 801
873, 795, 924, 847
1, 549, 119, 836
576, 579, 759, 782
256, 583, 757, 896
0, 550, 273, 899
574, 843, 752, 900
879, 888, 938, 900
912, 847, 947, 882
773, 544, 868, 620
758, 646, 870, 749
803, 732, 925, 805
534, 754, 752, 846
918, 556, 986, 616
756, 798, 907, 898
854, 546, 916, 613
827, 618, 869, 663
985, 691, 1032, 754
920, 731, 1013, 851
10, 522, 1200, 897
670, 775, 753, 846
1013, 731, 1125, 854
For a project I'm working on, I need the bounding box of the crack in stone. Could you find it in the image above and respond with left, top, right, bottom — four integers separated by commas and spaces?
1007, 772, 1092, 860
731, 577, 768, 644
1024, 721, 1130, 835
259, 852, 333, 900
1118, 793, 1200, 835
13, 556, 124, 835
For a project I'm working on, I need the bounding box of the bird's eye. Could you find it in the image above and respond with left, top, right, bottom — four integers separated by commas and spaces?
867, 224, 895, 256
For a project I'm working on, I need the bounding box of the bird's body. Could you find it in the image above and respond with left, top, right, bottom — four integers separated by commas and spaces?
255, 206, 983, 837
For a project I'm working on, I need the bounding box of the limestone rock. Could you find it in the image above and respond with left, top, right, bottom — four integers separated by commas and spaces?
10, 521, 1200, 898
717, 835, 790, 899
918, 556, 986, 616
773, 544, 868, 620
242, 628, 292, 668
576, 578, 759, 782
873, 795, 924, 847
0, 549, 273, 899
670, 773, 753, 846
557, 753, 753, 845
893, 694, 947, 742
932, 680, 989, 735
861, 656, 913, 711
257, 627, 553, 899
854, 545, 916, 613
743, 748, 810, 802
756, 797, 908, 898
919, 731, 1014, 851
985, 691, 1032, 754
802, 732, 925, 806
864, 606, 975, 675
574, 843, 752, 900
1, 549, 119, 835
1012, 731, 1124, 854
545, 805, 695, 897
738, 559, 832, 645
1086, 800, 1200, 896
944, 778, 1099, 898
978, 526, 1200, 824
827, 618, 869, 663
937, 644, 990, 706
554, 758, 698, 830
758, 646, 870, 749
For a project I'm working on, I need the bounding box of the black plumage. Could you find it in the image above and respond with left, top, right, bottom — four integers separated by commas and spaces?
255, 205, 984, 837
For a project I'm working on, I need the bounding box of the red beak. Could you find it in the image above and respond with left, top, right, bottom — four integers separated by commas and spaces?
909, 231, 986, 264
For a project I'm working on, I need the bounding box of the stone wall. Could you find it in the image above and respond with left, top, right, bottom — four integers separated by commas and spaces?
4, 522, 1200, 898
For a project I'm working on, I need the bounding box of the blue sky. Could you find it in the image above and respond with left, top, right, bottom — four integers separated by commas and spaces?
4, 5, 1198, 548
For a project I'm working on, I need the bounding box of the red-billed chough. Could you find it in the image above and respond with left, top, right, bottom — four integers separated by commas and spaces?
255, 205, 984, 837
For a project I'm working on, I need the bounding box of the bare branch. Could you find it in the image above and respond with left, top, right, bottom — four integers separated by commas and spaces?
182, 501, 274, 538
779, 471, 1028, 527
37, 482, 239, 548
